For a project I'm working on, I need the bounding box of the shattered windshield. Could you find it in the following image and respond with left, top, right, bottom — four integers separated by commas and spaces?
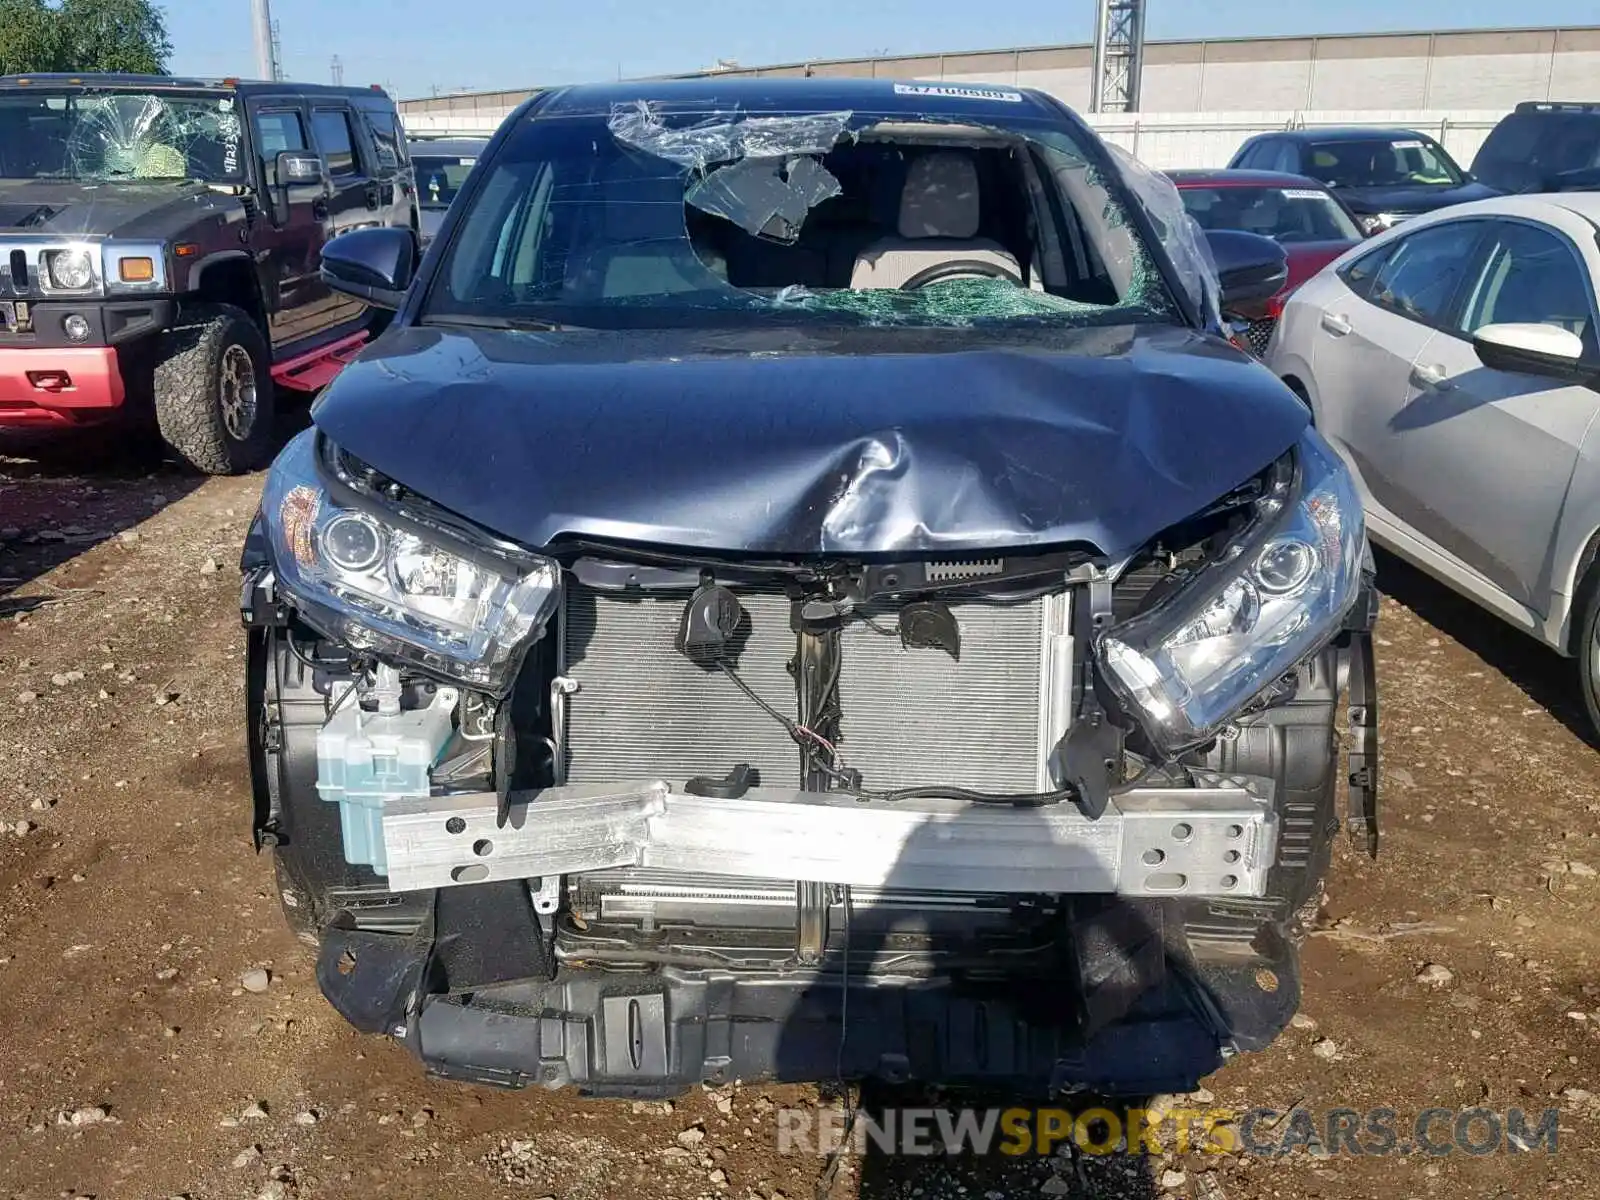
422, 98, 1189, 331
0, 90, 244, 183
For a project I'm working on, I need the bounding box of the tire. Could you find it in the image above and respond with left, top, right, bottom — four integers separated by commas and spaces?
1574, 559, 1600, 745
151, 302, 275, 475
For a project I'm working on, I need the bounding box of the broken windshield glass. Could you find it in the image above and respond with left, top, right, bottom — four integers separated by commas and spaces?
608, 101, 853, 170
423, 102, 1183, 332
0, 90, 244, 183
610, 100, 852, 244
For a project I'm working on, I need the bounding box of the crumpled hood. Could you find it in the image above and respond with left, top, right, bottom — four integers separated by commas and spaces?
0, 180, 217, 237
310, 322, 1310, 558
1334, 179, 1498, 215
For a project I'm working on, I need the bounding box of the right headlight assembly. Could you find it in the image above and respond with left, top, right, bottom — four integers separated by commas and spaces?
1097, 430, 1364, 755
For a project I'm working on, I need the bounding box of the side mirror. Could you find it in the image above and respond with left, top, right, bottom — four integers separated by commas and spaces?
321, 227, 418, 310
276, 150, 324, 186
1473, 323, 1590, 380
1204, 229, 1289, 314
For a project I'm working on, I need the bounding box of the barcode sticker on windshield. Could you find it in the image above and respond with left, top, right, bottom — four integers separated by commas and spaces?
1281, 188, 1326, 199
1393, 140, 1425, 150
893, 83, 1023, 102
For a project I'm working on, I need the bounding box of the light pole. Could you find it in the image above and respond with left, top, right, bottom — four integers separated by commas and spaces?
251, 0, 278, 81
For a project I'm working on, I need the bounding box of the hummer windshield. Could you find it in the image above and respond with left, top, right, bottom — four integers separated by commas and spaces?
0, 89, 245, 183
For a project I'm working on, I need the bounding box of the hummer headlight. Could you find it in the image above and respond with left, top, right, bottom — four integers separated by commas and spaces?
44, 248, 95, 291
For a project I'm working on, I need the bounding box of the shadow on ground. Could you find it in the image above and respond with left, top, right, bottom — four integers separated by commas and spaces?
847, 1083, 1163, 1199
0, 405, 311, 603
1372, 548, 1591, 746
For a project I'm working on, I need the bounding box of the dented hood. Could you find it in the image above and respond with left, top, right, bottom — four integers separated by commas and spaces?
310, 322, 1309, 558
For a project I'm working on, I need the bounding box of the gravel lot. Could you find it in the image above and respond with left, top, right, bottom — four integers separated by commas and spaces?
1, 446, 1598, 1200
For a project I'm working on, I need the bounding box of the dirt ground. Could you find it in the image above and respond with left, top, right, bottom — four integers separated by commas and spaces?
1, 445, 1598, 1200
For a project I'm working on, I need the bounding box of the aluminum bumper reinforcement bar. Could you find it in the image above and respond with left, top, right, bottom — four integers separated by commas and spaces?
377, 782, 1278, 898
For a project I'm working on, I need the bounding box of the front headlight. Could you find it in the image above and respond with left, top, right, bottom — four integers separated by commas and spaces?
44, 248, 95, 291
259, 430, 560, 691
1097, 430, 1364, 755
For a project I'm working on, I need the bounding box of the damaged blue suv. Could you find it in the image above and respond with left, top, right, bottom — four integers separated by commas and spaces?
240, 78, 1379, 1097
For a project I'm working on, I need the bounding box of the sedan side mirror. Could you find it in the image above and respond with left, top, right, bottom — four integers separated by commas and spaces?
1473, 323, 1590, 380
321, 226, 418, 310
1204, 229, 1289, 314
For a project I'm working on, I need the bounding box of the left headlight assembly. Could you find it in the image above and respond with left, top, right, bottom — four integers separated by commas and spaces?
259, 430, 560, 692
1097, 430, 1365, 755
43, 247, 97, 291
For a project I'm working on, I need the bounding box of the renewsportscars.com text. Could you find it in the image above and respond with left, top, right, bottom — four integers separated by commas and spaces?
775, 1105, 1560, 1158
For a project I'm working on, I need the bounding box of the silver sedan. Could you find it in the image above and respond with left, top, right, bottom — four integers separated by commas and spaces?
1267, 194, 1600, 730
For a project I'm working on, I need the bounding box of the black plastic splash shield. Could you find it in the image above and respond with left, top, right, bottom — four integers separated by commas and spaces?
407, 967, 1235, 1098
310, 321, 1309, 558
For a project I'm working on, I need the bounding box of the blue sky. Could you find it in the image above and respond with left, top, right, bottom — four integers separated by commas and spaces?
168, 0, 1598, 101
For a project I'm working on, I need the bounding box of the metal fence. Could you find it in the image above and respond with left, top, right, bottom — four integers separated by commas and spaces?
400, 107, 1509, 170
1082, 109, 1507, 169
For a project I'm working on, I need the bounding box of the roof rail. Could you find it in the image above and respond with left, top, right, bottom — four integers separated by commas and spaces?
1515, 100, 1600, 113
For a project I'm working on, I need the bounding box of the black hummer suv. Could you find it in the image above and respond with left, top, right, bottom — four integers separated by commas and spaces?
0, 73, 418, 473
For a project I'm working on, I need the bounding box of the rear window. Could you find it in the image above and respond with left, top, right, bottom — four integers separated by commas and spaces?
1472, 111, 1600, 192
1305, 137, 1464, 190
414, 153, 478, 209
1179, 184, 1361, 243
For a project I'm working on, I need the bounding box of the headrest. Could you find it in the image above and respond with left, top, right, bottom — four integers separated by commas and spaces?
898, 152, 981, 240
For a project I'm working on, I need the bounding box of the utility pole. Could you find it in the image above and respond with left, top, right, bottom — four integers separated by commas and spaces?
269, 21, 284, 81
250, 0, 277, 82
330, 55, 344, 86
1091, 0, 1146, 113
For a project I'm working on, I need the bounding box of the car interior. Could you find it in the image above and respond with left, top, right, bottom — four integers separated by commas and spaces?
682, 143, 1038, 292
1309, 140, 1456, 188
559, 138, 1131, 311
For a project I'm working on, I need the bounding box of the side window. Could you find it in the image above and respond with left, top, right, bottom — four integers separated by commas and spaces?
1232, 138, 1264, 168
311, 108, 359, 176
253, 109, 305, 185
1337, 243, 1395, 299
1367, 221, 1486, 326
362, 105, 403, 171
1457, 221, 1599, 357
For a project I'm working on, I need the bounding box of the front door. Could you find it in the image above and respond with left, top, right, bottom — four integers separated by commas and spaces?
308, 104, 379, 329
1312, 219, 1488, 525
1393, 217, 1600, 610
248, 102, 330, 349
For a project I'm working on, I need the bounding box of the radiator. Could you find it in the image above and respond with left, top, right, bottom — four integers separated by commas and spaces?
558, 584, 1065, 794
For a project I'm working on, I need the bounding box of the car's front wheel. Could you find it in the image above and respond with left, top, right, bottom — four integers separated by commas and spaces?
152, 303, 276, 474
1573, 560, 1600, 744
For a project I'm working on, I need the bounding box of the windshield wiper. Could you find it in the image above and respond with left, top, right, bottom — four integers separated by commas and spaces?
420, 313, 567, 332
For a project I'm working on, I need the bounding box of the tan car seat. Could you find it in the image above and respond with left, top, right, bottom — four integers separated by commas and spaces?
849, 152, 1022, 290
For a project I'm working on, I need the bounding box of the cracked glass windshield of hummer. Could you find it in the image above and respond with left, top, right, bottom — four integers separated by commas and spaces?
424, 100, 1185, 329
0, 90, 245, 183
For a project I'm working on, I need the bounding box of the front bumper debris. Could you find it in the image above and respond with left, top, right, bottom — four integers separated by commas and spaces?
377, 781, 1278, 898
